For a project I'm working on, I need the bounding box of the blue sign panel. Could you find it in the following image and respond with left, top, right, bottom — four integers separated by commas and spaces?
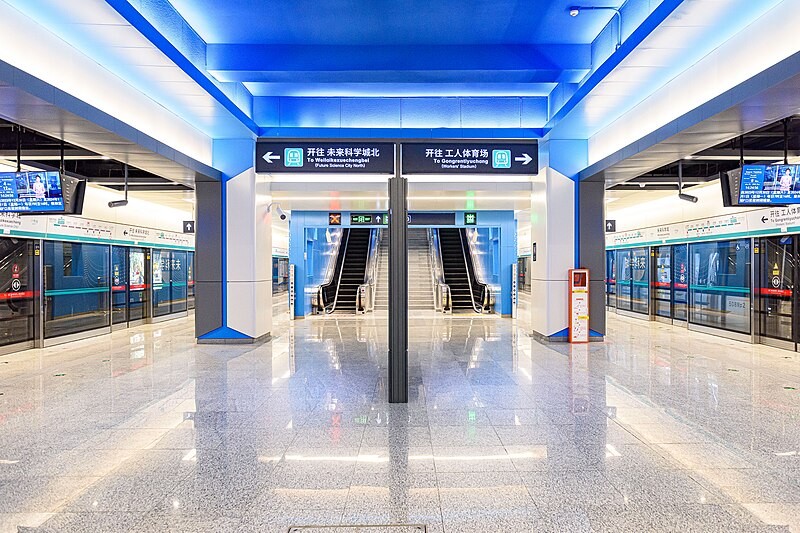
0, 171, 65, 213
401, 142, 538, 175
256, 141, 395, 173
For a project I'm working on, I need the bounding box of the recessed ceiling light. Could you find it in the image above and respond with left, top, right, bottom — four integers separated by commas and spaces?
569, 7, 580, 17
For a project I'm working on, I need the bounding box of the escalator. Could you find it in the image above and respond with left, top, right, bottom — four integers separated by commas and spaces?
320, 228, 372, 313
438, 228, 490, 313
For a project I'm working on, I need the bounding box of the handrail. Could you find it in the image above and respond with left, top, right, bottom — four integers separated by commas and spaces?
320, 228, 345, 287
428, 228, 451, 313
357, 228, 382, 313
322, 229, 350, 314
459, 228, 491, 313
312, 228, 346, 313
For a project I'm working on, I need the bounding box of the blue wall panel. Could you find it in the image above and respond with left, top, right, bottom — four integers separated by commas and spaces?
341, 98, 402, 128
253, 96, 280, 126
253, 96, 549, 132
280, 98, 341, 128
521, 97, 548, 127
460, 98, 521, 128
400, 98, 462, 128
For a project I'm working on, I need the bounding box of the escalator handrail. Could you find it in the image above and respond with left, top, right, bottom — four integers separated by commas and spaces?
357, 228, 382, 312
321, 229, 350, 313
363, 228, 382, 285
429, 229, 451, 312
314, 225, 345, 306
459, 228, 490, 313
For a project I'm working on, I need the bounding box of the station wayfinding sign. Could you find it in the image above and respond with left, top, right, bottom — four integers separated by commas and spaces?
401, 142, 538, 175
256, 141, 395, 174
351, 213, 389, 225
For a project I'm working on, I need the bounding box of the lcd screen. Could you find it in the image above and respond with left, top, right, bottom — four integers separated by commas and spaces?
738, 164, 800, 205
130, 251, 146, 291
0, 171, 65, 213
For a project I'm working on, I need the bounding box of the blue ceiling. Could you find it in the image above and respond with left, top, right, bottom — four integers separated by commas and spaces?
168, 0, 614, 46
100, 0, 678, 135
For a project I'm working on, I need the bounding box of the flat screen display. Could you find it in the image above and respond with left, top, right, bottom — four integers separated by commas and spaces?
0, 171, 65, 213
738, 164, 800, 205
130, 251, 146, 290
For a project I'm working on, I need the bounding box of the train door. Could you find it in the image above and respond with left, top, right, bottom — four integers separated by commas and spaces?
652, 245, 672, 323
757, 236, 796, 350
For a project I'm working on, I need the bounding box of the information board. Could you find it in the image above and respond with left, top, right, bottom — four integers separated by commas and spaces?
736, 164, 800, 206
0, 171, 64, 213
402, 142, 538, 175
569, 269, 590, 344
256, 141, 395, 174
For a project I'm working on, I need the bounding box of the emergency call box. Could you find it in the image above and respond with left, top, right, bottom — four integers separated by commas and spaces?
569, 268, 590, 344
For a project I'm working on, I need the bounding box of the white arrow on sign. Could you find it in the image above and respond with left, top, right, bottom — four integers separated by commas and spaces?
185, 223, 193, 232
262, 151, 280, 164
514, 153, 533, 165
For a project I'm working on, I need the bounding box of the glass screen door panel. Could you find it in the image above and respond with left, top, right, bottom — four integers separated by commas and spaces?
673, 245, 689, 321
111, 246, 128, 325
606, 251, 616, 308
631, 247, 650, 315
653, 246, 672, 318
0, 238, 35, 347
759, 236, 794, 342
616, 249, 632, 311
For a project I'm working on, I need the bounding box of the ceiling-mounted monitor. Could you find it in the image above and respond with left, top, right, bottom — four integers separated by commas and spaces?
722, 164, 800, 207
734, 164, 800, 206
0, 171, 85, 215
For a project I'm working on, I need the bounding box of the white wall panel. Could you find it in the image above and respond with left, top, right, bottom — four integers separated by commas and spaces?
530, 167, 575, 337
607, 182, 756, 233
225, 168, 272, 339
79, 185, 193, 234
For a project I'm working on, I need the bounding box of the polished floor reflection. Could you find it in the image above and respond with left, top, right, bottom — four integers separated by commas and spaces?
0, 311, 799, 532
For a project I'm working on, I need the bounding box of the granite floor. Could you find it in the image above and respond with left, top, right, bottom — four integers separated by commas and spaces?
0, 311, 799, 532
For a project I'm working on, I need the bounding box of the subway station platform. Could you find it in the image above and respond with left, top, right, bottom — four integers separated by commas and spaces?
0, 312, 797, 532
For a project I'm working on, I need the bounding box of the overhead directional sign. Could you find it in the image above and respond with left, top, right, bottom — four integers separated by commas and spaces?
256, 141, 395, 174
401, 142, 538, 175
351, 213, 389, 225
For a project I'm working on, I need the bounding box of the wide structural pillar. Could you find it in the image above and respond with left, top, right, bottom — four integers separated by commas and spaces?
388, 159, 408, 403
196, 139, 273, 344
530, 139, 605, 341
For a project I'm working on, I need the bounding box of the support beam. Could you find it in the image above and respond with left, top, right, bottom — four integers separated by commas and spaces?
388, 147, 408, 404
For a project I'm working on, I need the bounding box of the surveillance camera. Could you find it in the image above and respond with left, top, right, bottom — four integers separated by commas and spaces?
108, 200, 129, 208
269, 203, 289, 221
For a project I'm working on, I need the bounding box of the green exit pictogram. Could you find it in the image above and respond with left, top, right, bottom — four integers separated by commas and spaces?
464, 212, 477, 225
